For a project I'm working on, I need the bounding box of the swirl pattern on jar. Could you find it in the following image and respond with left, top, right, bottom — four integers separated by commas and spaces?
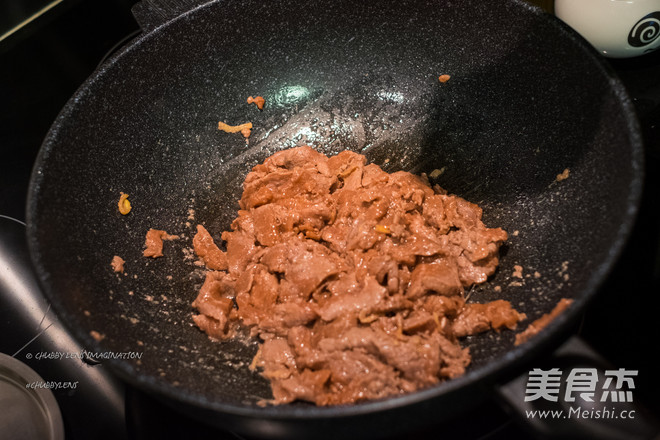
628, 12, 660, 47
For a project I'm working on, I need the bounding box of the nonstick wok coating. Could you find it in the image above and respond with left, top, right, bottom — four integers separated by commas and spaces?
26, 0, 642, 437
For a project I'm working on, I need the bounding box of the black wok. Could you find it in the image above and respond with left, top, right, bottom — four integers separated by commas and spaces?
26, 0, 644, 438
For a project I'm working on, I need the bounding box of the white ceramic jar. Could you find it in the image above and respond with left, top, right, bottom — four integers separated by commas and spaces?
555, 0, 660, 58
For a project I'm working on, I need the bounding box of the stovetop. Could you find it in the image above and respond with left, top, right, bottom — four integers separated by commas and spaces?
1, 1, 659, 439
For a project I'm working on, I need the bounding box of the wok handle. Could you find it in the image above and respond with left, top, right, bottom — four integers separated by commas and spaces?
131, 0, 210, 32
496, 336, 660, 440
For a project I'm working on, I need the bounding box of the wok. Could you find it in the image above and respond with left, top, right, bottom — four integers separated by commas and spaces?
26, 0, 644, 438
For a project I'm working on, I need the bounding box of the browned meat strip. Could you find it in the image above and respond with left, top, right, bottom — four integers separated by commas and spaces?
514, 298, 573, 346
193, 225, 228, 270
143, 229, 178, 258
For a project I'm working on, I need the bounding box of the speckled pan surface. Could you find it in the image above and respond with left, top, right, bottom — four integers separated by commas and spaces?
26, 0, 642, 436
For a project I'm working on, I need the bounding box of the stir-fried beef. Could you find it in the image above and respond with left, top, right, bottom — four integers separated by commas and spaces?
191, 146, 525, 405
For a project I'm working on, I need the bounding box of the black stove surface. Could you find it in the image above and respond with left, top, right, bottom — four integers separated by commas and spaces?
1, 1, 659, 439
